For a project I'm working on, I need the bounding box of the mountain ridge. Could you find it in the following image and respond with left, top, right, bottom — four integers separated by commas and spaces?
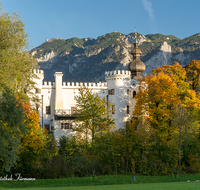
31, 32, 200, 82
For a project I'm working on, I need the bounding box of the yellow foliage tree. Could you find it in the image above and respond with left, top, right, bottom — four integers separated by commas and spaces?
21, 102, 47, 154
133, 62, 200, 172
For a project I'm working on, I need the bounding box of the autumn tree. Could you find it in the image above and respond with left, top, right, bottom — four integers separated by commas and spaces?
185, 60, 200, 93
21, 102, 49, 154
17, 101, 53, 177
74, 87, 115, 145
133, 62, 200, 173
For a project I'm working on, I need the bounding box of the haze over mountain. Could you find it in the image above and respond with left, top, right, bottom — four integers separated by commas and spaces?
31, 32, 200, 82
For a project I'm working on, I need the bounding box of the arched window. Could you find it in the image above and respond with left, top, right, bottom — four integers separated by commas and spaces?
133, 91, 136, 98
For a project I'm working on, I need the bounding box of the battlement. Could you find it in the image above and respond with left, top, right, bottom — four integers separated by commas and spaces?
62, 81, 107, 88
42, 81, 107, 88
43, 81, 55, 87
33, 69, 44, 75
105, 70, 131, 76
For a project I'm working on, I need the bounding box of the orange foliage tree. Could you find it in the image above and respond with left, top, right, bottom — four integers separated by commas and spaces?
133, 62, 200, 173
21, 102, 46, 154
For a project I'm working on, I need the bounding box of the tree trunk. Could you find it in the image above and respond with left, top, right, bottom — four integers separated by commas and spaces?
178, 126, 181, 172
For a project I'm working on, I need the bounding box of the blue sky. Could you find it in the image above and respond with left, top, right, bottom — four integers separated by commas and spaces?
1, 0, 199, 49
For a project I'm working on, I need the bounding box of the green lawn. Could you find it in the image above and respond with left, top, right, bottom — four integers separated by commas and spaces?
2, 182, 200, 190
0, 174, 200, 189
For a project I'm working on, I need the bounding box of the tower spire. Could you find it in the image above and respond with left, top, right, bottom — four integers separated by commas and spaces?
128, 28, 145, 81
135, 26, 137, 37
135, 26, 138, 44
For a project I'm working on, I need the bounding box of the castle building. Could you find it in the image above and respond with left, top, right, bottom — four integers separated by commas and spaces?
32, 33, 146, 141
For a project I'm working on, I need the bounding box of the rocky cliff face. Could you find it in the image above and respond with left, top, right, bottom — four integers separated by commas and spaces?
31, 32, 200, 82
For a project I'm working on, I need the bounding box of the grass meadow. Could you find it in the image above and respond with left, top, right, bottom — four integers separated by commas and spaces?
0, 174, 200, 189
2, 182, 200, 190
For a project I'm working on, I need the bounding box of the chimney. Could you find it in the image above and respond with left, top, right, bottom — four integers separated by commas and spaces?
54, 72, 63, 110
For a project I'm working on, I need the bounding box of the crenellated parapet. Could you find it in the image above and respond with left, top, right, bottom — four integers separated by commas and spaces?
33, 69, 44, 75
62, 81, 107, 88
43, 81, 55, 88
33, 69, 44, 81
105, 70, 131, 81
105, 70, 131, 76
41, 81, 107, 89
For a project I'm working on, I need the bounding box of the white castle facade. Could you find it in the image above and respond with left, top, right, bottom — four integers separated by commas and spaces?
32, 35, 146, 141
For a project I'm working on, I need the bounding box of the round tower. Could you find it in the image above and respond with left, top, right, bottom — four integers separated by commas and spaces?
32, 69, 44, 97
105, 70, 131, 129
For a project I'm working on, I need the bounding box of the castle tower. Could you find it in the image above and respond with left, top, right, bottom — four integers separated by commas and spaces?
32, 69, 44, 94
129, 32, 146, 81
105, 70, 131, 129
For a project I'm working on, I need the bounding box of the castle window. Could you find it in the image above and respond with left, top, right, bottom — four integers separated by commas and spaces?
35, 88, 41, 94
70, 123, 73, 129
36, 104, 39, 112
44, 124, 50, 131
112, 89, 115, 95
133, 91, 136, 98
127, 89, 129, 95
108, 89, 115, 95
46, 106, 51, 114
61, 123, 69, 130
112, 105, 115, 114
127, 105, 130, 114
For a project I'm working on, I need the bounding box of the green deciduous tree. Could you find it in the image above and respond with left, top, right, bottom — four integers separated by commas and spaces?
0, 5, 39, 173
74, 87, 115, 145
171, 103, 197, 172
0, 89, 25, 172
0, 5, 38, 92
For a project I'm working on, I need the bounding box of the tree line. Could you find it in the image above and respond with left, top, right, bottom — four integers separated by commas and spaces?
1, 61, 200, 179
1, 5, 200, 178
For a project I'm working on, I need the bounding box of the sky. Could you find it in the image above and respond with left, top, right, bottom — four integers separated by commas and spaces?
1, 0, 200, 49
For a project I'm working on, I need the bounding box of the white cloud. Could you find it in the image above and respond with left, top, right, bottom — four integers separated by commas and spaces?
141, 0, 155, 20
141, 0, 157, 33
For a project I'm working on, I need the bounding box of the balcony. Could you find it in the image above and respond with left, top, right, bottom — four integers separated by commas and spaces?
54, 108, 76, 120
